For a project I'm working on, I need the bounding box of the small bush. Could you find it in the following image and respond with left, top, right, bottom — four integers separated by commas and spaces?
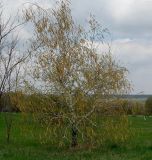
121, 100, 145, 115
145, 96, 152, 115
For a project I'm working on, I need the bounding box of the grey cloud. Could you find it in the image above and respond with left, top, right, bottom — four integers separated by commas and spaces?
4, 0, 152, 93
71, 0, 152, 39
4, 0, 152, 39
112, 39, 152, 94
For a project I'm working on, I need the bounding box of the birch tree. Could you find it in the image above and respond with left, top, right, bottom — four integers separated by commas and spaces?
23, 0, 130, 147
0, 4, 27, 106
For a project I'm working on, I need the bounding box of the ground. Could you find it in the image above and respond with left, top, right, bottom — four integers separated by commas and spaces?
0, 114, 152, 160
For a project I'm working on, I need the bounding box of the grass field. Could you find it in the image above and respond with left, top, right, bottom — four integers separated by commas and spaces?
0, 113, 152, 160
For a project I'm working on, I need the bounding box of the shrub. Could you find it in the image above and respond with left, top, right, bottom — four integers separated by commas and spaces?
131, 101, 145, 115
145, 96, 152, 115
121, 100, 145, 115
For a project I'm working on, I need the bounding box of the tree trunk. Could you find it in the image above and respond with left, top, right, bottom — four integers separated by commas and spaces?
0, 92, 2, 111
7, 128, 10, 143
4, 113, 12, 143
71, 124, 78, 147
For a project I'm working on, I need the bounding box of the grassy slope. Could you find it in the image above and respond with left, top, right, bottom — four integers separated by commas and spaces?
0, 114, 152, 160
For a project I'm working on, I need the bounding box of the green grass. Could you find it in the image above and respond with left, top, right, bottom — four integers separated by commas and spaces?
0, 113, 152, 160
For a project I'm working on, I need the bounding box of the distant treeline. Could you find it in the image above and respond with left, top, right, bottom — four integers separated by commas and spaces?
115, 94, 152, 101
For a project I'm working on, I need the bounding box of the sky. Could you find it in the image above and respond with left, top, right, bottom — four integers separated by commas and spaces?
3, 0, 152, 94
